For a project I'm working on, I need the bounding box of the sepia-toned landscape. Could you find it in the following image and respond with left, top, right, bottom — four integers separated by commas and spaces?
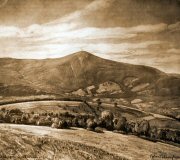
0, 0, 180, 160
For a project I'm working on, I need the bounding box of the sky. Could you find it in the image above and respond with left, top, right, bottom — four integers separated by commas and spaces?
0, 0, 180, 73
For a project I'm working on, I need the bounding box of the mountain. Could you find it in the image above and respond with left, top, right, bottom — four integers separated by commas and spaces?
0, 51, 179, 97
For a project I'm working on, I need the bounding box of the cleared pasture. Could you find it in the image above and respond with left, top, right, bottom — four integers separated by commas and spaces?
0, 124, 180, 160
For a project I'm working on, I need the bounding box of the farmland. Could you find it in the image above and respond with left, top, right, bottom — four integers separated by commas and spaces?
0, 124, 180, 160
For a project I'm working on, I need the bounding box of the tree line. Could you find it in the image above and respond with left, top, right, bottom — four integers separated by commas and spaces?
0, 108, 179, 144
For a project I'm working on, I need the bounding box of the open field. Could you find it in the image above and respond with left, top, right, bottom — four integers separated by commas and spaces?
0, 100, 176, 121
0, 94, 179, 120
0, 101, 83, 114
0, 124, 180, 160
1, 100, 179, 131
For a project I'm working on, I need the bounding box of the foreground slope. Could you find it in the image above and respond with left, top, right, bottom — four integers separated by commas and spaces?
0, 51, 179, 96
0, 124, 180, 160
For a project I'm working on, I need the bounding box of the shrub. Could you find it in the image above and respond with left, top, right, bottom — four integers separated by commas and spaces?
2, 112, 11, 123
97, 99, 102, 106
128, 120, 150, 136
78, 118, 87, 128
72, 117, 79, 127
36, 118, 52, 126
0, 108, 6, 112
175, 130, 180, 143
9, 109, 22, 115
10, 115, 16, 123
51, 122, 59, 128
52, 117, 60, 123
114, 102, 118, 107
66, 119, 72, 127
105, 119, 114, 130
96, 118, 107, 128
45, 115, 51, 121
100, 111, 114, 130
21, 113, 29, 124
58, 120, 68, 129
32, 114, 40, 120
138, 120, 150, 136
14, 117, 22, 124
134, 122, 139, 135
86, 118, 97, 130
113, 117, 127, 131
157, 129, 167, 140
101, 110, 114, 121
166, 130, 177, 142
31, 111, 34, 114
27, 114, 39, 125
87, 127, 94, 131
125, 121, 136, 133
54, 113, 59, 117
149, 126, 158, 139
0, 112, 4, 120
94, 127, 104, 133
48, 112, 54, 116
28, 117, 37, 125
63, 111, 70, 117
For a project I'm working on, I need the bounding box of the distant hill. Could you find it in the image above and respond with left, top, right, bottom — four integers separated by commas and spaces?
0, 51, 179, 97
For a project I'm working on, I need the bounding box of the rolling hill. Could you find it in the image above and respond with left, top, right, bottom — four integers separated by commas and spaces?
1, 124, 180, 160
0, 51, 179, 97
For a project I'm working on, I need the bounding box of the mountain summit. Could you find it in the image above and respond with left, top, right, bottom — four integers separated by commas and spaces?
0, 51, 179, 96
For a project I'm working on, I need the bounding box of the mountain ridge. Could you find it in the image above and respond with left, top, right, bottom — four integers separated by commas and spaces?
0, 51, 178, 76
0, 51, 179, 97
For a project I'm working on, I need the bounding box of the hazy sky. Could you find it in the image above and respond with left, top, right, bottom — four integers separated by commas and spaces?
0, 0, 180, 73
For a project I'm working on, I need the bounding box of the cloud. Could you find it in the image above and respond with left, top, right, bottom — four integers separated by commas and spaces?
1, 0, 178, 39
0, 0, 8, 8
0, 40, 161, 59
167, 48, 180, 54
0, 26, 20, 37
168, 22, 180, 32
108, 50, 180, 74
128, 23, 167, 33
0, 21, 177, 40
54, 0, 113, 24
37, 24, 168, 41
0, 0, 179, 74
48, 0, 180, 28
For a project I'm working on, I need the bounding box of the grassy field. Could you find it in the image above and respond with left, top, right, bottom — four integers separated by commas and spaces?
1, 100, 179, 130
0, 100, 165, 120
0, 98, 179, 159
0, 101, 83, 114
0, 124, 180, 160
1, 94, 179, 120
